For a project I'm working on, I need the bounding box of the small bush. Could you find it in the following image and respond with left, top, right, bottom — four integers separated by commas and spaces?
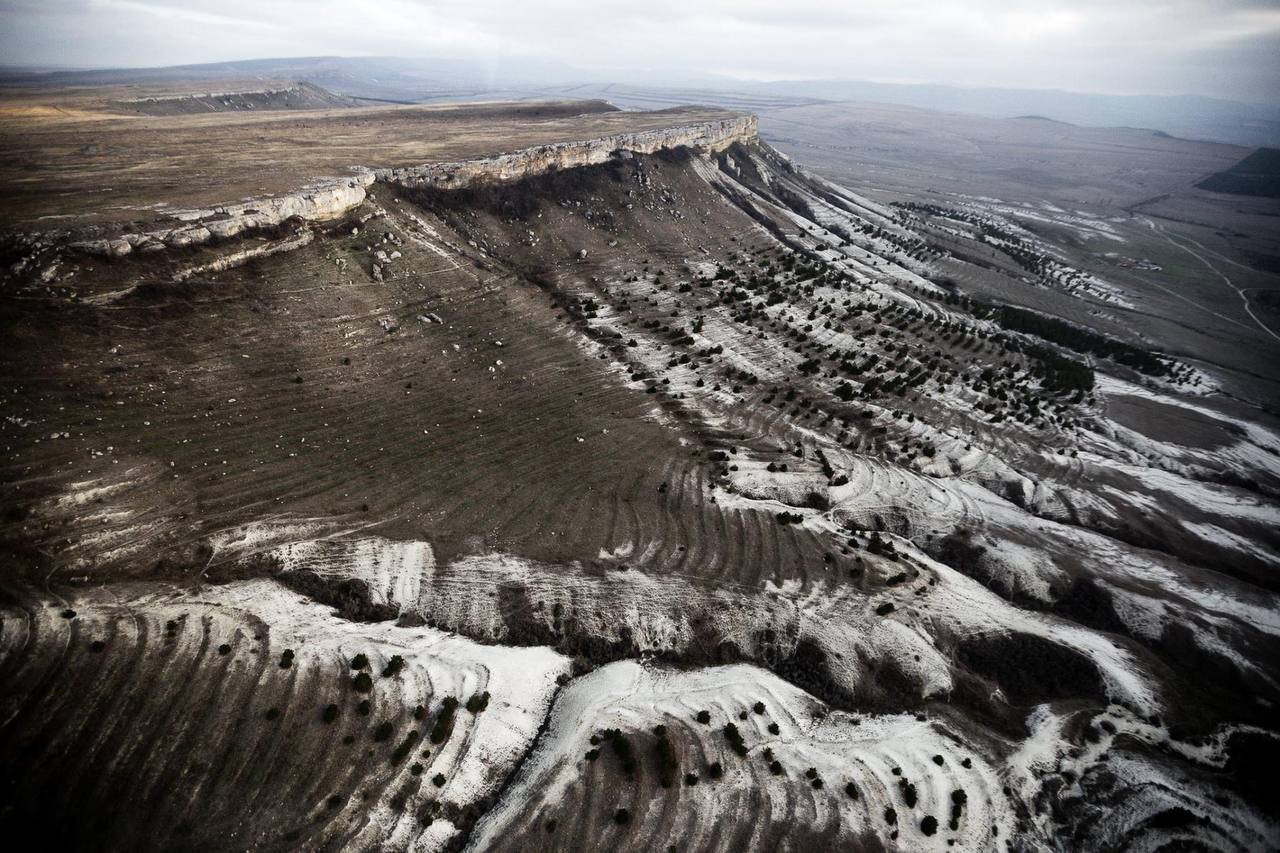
432, 773, 446, 787
430, 697, 459, 744
351, 653, 369, 670
381, 655, 405, 677
654, 731, 679, 788
353, 672, 373, 693
723, 723, 748, 756
603, 729, 638, 775
614, 808, 630, 825
391, 731, 420, 763
466, 691, 490, 713
322, 703, 339, 723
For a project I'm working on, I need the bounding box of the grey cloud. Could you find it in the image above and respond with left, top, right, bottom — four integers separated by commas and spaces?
0, 0, 1277, 103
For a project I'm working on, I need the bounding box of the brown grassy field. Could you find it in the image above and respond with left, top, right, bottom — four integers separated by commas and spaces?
0, 87, 737, 228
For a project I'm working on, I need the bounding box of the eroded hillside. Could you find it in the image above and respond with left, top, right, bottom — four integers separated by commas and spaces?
2, 98, 1278, 852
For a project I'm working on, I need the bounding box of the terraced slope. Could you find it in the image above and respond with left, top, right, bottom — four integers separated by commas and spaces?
0, 579, 566, 850
1, 109, 1278, 851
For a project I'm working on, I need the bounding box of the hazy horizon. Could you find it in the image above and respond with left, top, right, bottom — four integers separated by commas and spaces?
2, 0, 1278, 105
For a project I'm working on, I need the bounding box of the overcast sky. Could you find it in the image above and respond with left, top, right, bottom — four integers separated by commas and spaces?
2, 0, 1279, 104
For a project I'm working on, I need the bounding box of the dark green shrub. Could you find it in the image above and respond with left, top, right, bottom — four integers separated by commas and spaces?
654, 732, 678, 788
382, 655, 405, 677
430, 697, 459, 744
602, 729, 638, 775
391, 731, 420, 763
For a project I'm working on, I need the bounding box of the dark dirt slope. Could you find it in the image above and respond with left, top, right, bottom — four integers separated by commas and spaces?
1196, 146, 1280, 197
0, 149, 852, 590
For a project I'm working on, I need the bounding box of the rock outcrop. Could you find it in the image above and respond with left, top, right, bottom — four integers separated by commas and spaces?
378, 114, 759, 190
70, 175, 375, 257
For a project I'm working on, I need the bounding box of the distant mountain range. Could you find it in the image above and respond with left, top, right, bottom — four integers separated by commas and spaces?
3, 55, 1277, 147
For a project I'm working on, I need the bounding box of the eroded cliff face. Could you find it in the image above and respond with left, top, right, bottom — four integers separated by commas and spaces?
72, 175, 376, 257
68, 114, 758, 258
378, 114, 759, 190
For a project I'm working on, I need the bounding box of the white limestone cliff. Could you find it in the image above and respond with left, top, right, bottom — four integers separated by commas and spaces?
69, 115, 758, 258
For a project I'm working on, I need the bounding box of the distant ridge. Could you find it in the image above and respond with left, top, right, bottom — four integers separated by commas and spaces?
1011, 114, 1076, 125
1196, 147, 1280, 198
